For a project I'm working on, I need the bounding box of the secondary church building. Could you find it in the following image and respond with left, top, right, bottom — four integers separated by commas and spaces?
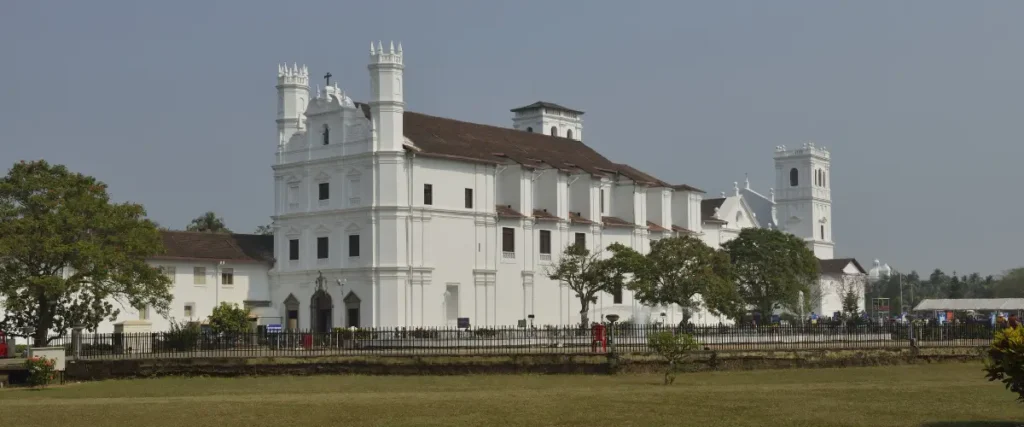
97, 42, 866, 333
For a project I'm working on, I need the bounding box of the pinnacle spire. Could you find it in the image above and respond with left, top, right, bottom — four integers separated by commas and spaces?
389, 41, 395, 54
370, 41, 376, 54
397, 42, 403, 54
377, 41, 383, 53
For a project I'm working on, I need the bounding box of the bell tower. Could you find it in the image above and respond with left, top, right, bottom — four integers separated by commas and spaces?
774, 142, 833, 259
276, 63, 309, 147
368, 41, 404, 152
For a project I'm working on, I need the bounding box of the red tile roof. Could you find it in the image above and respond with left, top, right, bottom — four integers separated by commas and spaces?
671, 225, 695, 234
569, 212, 596, 225
647, 221, 669, 232
671, 184, 706, 193
496, 205, 526, 219
154, 231, 274, 263
602, 216, 634, 228
532, 209, 560, 221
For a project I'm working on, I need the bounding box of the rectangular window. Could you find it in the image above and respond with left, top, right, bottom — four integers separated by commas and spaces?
221, 268, 234, 285
349, 235, 360, 257
465, 188, 473, 209
575, 232, 586, 248
138, 305, 149, 321
184, 303, 194, 318
502, 227, 515, 253
539, 230, 552, 255
600, 189, 606, 214
289, 239, 299, 260
193, 267, 206, 285
318, 182, 330, 201
424, 184, 433, 205
317, 236, 329, 259
612, 284, 623, 304
161, 266, 176, 284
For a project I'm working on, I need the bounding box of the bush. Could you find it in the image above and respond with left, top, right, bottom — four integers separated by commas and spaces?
473, 328, 497, 338
208, 303, 252, 335
163, 320, 201, 352
409, 328, 439, 339
984, 324, 1024, 401
24, 356, 56, 388
332, 327, 379, 340
648, 331, 698, 385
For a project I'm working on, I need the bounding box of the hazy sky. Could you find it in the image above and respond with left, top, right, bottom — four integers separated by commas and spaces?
3, 1, 1022, 276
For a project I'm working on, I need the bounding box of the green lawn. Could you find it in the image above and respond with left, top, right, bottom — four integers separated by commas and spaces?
1, 363, 1020, 427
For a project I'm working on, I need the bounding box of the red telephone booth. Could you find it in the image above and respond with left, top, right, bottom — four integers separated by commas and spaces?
591, 324, 607, 352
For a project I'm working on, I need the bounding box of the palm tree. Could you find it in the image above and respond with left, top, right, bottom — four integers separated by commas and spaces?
186, 211, 231, 233
254, 224, 273, 235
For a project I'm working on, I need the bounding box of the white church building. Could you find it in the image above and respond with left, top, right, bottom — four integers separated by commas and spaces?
91, 42, 865, 333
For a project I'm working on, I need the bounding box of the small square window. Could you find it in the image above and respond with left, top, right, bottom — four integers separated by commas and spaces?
221, 268, 234, 286
161, 266, 176, 284
193, 267, 206, 285
184, 303, 194, 318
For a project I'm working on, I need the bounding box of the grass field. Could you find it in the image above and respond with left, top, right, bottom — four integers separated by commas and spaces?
1, 363, 1021, 427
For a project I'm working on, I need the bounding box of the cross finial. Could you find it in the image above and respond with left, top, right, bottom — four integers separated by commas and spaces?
324, 72, 333, 87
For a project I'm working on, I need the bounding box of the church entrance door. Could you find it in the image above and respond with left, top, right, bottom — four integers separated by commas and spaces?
311, 290, 333, 334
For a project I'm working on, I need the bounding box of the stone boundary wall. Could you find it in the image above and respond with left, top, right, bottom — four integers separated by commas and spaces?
63, 347, 987, 382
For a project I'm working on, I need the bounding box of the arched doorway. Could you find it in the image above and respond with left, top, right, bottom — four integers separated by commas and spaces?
310, 290, 333, 333
344, 291, 361, 328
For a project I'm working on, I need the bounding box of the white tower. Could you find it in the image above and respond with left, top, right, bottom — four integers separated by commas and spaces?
368, 41, 404, 152
510, 102, 584, 141
276, 63, 310, 146
773, 142, 834, 259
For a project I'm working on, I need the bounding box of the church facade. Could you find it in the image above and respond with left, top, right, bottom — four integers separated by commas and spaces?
91, 42, 864, 333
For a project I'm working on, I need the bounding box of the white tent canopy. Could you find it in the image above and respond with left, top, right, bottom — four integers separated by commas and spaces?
912, 298, 1024, 312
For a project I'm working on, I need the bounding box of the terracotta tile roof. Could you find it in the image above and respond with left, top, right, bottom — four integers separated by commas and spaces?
154, 231, 274, 264
647, 221, 669, 232
496, 205, 526, 219
569, 212, 596, 225
671, 184, 706, 193
602, 216, 634, 228
671, 225, 695, 234
701, 198, 728, 224
399, 110, 667, 182
532, 209, 560, 221
510, 101, 584, 114
614, 164, 670, 187
819, 258, 867, 275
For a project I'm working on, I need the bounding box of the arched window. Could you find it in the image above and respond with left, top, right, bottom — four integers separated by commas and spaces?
567, 129, 574, 139
526, 127, 533, 133
322, 125, 330, 145
550, 126, 557, 137
789, 168, 799, 187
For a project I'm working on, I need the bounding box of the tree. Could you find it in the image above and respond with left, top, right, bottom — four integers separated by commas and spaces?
648, 331, 698, 385
835, 274, 864, 321
186, 211, 231, 233
207, 302, 251, 335
720, 228, 820, 320
607, 236, 739, 324
994, 268, 1024, 298
985, 324, 1024, 402
547, 244, 621, 327
254, 224, 273, 235
0, 160, 173, 345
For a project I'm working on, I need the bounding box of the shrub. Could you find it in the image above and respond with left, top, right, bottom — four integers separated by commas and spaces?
409, 328, 439, 339
473, 328, 497, 338
163, 320, 201, 352
332, 327, 379, 340
208, 302, 252, 335
985, 324, 1024, 401
648, 331, 698, 385
24, 356, 56, 388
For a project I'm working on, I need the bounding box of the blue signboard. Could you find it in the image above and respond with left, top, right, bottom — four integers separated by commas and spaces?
267, 324, 282, 333
771, 314, 780, 324
457, 317, 470, 329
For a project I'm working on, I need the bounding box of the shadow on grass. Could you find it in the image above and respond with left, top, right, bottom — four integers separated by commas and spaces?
921, 422, 1022, 427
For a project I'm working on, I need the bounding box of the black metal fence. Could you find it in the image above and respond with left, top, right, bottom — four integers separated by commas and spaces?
36, 322, 994, 360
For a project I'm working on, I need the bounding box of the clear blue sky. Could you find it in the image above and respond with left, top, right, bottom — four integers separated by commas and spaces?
3, 0, 1022, 276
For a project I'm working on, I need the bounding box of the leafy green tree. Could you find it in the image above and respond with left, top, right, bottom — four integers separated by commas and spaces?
0, 160, 172, 345
648, 331, 698, 385
547, 244, 621, 327
186, 211, 231, 233
254, 224, 273, 235
207, 302, 251, 335
994, 268, 1024, 298
607, 236, 739, 324
985, 324, 1024, 402
720, 228, 819, 320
